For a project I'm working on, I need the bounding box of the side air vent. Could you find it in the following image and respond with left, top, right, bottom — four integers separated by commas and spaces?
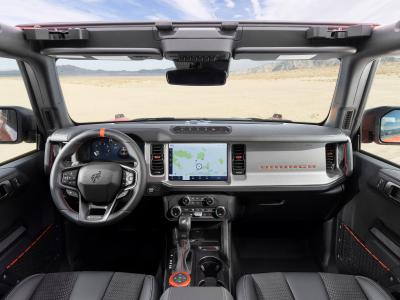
232, 144, 246, 175
171, 126, 231, 134
150, 144, 164, 175
325, 143, 337, 171
342, 110, 354, 130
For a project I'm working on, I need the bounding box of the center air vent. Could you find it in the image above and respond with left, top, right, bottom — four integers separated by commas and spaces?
150, 144, 164, 175
172, 126, 231, 134
325, 143, 337, 171
232, 144, 246, 175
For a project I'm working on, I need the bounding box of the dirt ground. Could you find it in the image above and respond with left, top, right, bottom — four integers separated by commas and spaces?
0, 63, 400, 164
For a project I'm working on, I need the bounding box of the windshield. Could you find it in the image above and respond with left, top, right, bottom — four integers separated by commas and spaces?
57, 58, 340, 123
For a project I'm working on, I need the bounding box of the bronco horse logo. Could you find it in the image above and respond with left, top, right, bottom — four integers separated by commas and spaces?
90, 171, 102, 183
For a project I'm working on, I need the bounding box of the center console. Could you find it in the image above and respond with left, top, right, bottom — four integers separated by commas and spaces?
161, 287, 233, 300
163, 194, 235, 292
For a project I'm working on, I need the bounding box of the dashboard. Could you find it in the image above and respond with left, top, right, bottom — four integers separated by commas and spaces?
44, 121, 353, 193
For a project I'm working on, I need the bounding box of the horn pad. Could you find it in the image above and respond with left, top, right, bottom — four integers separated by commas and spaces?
77, 162, 122, 203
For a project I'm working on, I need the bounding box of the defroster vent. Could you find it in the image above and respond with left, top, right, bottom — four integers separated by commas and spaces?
232, 144, 246, 175
342, 110, 354, 130
150, 144, 164, 175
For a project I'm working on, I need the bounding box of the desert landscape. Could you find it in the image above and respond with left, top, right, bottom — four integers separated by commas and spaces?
0, 60, 399, 164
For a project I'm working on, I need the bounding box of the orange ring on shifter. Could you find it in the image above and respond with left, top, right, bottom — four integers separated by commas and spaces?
169, 272, 191, 287
99, 128, 106, 137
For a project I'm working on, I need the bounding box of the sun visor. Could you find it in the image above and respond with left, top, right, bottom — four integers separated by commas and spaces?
41, 48, 163, 60
233, 47, 356, 60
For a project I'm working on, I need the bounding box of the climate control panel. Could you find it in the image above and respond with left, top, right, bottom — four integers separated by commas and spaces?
163, 194, 234, 221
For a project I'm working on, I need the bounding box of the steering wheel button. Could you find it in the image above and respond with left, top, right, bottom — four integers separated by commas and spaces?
122, 170, 135, 187
62, 169, 79, 187
66, 189, 79, 198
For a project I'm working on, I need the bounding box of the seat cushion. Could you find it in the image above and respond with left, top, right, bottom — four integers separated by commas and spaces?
237, 272, 393, 300
5, 271, 158, 300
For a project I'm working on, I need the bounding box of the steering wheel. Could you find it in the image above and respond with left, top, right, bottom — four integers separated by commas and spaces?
49, 129, 147, 226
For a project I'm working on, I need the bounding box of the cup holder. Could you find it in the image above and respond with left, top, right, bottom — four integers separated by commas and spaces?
199, 256, 222, 277
198, 279, 225, 287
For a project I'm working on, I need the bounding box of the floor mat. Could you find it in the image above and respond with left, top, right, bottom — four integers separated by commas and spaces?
71, 228, 164, 275
234, 236, 320, 276
232, 222, 321, 277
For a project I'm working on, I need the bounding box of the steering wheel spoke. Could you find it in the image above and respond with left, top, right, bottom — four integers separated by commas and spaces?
78, 196, 118, 222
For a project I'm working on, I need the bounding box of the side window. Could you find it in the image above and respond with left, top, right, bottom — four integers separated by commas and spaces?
361, 56, 400, 165
0, 58, 36, 163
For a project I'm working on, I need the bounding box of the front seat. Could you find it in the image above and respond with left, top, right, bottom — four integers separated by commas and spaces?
237, 272, 393, 300
5, 271, 158, 300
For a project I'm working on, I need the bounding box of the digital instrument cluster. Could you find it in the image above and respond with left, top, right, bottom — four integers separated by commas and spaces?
89, 138, 129, 161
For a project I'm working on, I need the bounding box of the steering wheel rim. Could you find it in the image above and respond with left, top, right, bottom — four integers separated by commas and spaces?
49, 129, 147, 226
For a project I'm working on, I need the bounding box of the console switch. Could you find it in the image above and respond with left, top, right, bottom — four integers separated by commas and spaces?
170, 206, 182, 218
180, 196, 190, 206
215, 206, 226, 218
204, 196, 215, 206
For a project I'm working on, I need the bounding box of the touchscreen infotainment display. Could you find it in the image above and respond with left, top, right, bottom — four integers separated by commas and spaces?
168, 143, 228, 181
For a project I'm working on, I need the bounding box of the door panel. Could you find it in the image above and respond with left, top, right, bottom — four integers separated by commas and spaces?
336, 152, 400, 288
0, 151, 62, 296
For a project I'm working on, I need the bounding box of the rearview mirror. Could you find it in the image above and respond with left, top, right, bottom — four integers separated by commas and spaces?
362, 106, 400, 144
0, 107, 36, 144
166, 69, 227, 86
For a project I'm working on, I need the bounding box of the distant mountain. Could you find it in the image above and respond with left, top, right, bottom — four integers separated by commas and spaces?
0, 70, 21, 77
56, 65, 172, 76
240, 59, 340, 74
0, 65, 172, 77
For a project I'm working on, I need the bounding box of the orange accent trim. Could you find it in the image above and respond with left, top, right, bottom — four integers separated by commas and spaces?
343, 224, 391, 272
383, 136, 400, 143
6, 224, 53, 269
99, 128, 106, 137
169, 272, 191, 287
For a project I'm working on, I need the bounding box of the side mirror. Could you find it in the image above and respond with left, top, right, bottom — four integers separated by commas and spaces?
362, 106, 400, 144
0, 107, 36, 144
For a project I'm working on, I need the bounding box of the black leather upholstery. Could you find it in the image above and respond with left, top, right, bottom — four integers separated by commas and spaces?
237, 272, 394, 300
161, 287, 233, 300
4, 271, 158, 300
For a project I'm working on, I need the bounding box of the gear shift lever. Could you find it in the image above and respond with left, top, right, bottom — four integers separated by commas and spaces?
178, 215, 191, 242
176, 215, 191, 272
169, 215, 192, 287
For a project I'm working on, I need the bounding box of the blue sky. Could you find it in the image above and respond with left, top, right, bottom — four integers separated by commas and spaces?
0, 0, 399, 72
0, 0, 399, 25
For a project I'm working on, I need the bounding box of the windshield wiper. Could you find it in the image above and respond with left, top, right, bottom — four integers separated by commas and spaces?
128, 117, 292, 123
246, 117, 292, 123
130, 117, 178, 122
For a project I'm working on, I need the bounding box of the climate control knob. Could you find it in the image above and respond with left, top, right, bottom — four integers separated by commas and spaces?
204, 197, 215, 206
214, 206, 226, 218
180, 196, 190, 206
170, 206, 182, 218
